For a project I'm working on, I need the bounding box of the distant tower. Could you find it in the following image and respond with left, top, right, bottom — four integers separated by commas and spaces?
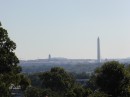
48, 54, 51, 61
97, 37, 101, 63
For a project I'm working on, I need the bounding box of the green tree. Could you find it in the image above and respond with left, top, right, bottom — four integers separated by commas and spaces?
0, 80, 10, 97
88, 91, 109, 97
72, 85, 85, 97
25, 87, 42, 97
40, 67, 74, 94
25, 87, 61, 97
83, 88, 93, 97
19, 74, 31, 91
95, 61, 130, 97
65, 90, 76, 97
0, 23, 21, 73
28, 73, 42, 88
0, 22, 22, 96
65, 84, 92, 97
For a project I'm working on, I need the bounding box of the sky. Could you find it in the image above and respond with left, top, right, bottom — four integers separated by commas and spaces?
0, 0, 130, 60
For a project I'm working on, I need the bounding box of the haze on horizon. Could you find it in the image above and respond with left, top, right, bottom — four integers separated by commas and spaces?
0, 0, 130, 60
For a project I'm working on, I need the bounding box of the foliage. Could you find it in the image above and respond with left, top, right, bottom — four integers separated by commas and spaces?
88, 91, 109, 97
27, 73, 42, 88
0, 24, 21, 74
40, 67, 75, 93
65, 90, 76, 97
86, 74, 98, 91
19, 74, 31, 91
94, 61, 130, 97
0, 80, 10, 97
0, 22, 23, 96
25, 87, 42, 97
65, 84, 93, 97
72, 84, 85, 97
70, 72, 91, 79
0, 22, 31, 96
25, 87, 62, 97
27, 67, 94, 97
83, 88, 93, 97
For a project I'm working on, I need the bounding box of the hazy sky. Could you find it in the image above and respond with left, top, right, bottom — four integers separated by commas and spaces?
0, 0, 130, 59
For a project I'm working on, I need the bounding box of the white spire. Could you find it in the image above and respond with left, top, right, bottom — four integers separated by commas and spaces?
97, 37, 101, 63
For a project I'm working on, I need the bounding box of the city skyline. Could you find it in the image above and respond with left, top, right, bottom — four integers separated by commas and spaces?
0, 0, 130, 60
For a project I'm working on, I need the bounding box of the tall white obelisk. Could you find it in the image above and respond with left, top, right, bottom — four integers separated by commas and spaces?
97, 37, 101, 63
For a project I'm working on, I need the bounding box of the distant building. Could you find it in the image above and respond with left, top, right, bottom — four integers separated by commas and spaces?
97, 37, 101, 63
48, 54, 51, 61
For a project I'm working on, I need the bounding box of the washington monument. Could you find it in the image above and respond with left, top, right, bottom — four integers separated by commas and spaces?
97, 37, 101, 63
